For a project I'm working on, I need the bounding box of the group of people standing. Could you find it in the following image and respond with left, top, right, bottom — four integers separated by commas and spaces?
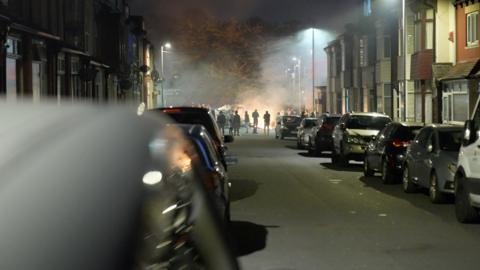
216, 109, 271, 136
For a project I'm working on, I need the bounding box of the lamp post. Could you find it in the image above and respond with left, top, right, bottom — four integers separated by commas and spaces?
293, 57, 302, 113
160, 42, 171, 107
312, 28, 316, 115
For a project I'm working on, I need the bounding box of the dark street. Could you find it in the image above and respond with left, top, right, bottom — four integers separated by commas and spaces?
229, 134, 480, 270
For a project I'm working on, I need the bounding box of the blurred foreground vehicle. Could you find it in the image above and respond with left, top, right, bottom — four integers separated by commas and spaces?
308, 114, 341, 155
155, 107, 234, 169
296, 117, 318, 149
403, 125, 463, 204
0, 103, 239, 270
275, 115, 301, 139
455, 98, 480, 223
364, 122, 424, 184
176, 124, 231, 221
332, 112, 391, 166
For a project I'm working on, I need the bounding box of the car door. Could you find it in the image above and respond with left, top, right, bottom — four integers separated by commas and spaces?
463, 103, 480, 179
333, 115, 347, 153
417, 130, 437, 187
369, 124, 391, 170
409, 128, 432, 182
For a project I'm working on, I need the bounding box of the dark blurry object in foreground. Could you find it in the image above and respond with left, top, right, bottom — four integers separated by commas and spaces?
154, 107, 234, 168
175, 124, 231, 221
0, 103, 239, 270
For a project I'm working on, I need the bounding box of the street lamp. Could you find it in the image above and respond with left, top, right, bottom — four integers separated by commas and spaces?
160, 42, 172, 107
292, 57, 302, 113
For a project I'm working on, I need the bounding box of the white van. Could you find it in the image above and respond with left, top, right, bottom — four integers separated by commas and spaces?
455, 97, 480, 223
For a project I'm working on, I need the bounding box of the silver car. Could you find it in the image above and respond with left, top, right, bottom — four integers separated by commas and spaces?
403, 124, 463, 203
296, 117, 319, 149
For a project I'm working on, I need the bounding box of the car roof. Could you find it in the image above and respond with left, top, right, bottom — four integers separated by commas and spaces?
155, 106, 211, 113
347, 112, 391, 118
425, 123, 464, 130
393, 121, 425, 127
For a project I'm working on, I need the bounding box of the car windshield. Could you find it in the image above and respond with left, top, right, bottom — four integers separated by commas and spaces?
164, 111, 222, 144
304, 119, 317, 128
346, 116, 391, 130
325, 117, 341, 125
392, 126, 423, 141
438, 130, 463, 151
283, 116, 301, 125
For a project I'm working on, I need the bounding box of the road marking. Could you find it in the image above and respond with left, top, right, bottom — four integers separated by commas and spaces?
328, 179, 343, 184
349, 210, 357, 214
378, 213, 388, 217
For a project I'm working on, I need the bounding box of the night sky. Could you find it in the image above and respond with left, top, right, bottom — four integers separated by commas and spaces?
129, 0, 361, 35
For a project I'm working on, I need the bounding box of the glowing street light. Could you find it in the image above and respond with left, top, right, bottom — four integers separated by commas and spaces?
160, 42, 172, 107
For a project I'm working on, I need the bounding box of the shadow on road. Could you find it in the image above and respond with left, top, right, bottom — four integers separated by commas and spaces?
320, 162, 363, 172
230, 179, 259, 202
229, 221, 278, 256
357, 175, 470, 222
297, 152, 331, 158
285, 144, 300, 150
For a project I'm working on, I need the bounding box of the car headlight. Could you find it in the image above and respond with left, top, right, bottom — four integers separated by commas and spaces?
347, 136, 362, 144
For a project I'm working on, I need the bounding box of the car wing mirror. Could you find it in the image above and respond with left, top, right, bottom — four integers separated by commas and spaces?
463, 120, 473, 145
224, 135, 234, 143
427, 144, 433, 153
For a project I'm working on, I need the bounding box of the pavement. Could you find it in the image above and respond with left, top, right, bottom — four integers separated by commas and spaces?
227, 133, 480, 270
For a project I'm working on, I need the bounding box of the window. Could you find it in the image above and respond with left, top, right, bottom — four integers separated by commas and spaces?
359, 38, 366, 67
467, 12, 479, 47
414, 20, 421, 52
442, 81, 469, 123
384, 37, 391, 58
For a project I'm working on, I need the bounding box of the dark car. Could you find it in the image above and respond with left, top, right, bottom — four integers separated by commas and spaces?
364, 122, 424, 184
275, 115, 302, 139
154, 107, 234, 167
403, 124, 463, 203
0, 104, 239, 270
308, 114, 341, 155
177, 124, 231, 221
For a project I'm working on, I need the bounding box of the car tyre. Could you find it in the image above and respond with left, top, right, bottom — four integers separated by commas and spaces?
429, 172, 446, 204
363, 156, 374, 177
338, 142, 348, 167
402, 165, 417, 193
381, 158, 393, 184
455, 175, 479, 223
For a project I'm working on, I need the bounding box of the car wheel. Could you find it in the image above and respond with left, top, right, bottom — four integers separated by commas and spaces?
381, 158, 393, 184
455, 175, 479, 223
429, 172, 446, 204
338, 143, 348, 166
307, 139, 314, 155
363, 156, 374, 177
297, 140, 302, 149
402, 165, 417, 193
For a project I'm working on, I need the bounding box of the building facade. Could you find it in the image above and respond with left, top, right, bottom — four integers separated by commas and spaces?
0, 0, 158, 105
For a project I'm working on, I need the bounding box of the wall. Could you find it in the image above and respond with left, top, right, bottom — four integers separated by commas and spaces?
456, 3, 480, 62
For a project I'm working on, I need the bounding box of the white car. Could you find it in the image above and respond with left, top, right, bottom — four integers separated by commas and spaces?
455, 98, 480, 223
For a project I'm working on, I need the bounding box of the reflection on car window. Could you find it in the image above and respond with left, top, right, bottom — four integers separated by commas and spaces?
438, 130, 463, 151
346, 116, 391, 130
393, 126, 423, 141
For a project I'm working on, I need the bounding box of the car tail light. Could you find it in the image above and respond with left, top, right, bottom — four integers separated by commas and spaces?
391, 139, 411, 148
321, 123, 332, 130
162, 108, 182, 113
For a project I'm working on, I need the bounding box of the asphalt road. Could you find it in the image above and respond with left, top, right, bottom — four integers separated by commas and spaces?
227, 133, 480, 270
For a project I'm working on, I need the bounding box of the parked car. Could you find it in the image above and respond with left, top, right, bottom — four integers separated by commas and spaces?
176, 124, 231, 221
364, 122, 424, 184
308, 114, 341, 155
0, 104, 239, 270
297, 117, 319, 149
332, 112, 391, 165
455, 99, 480, 222
403, 124, 463, 204
155, 107, 234, 168
275, 115, 302, 139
